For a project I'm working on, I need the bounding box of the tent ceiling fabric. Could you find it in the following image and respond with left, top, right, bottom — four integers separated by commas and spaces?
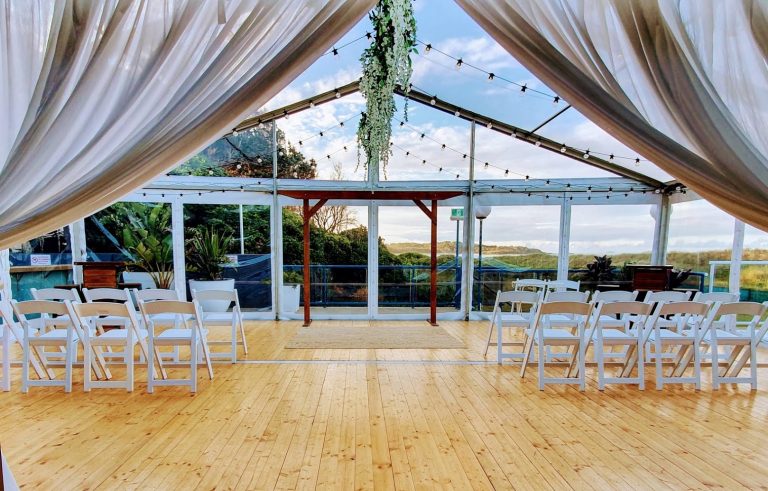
456, 0, 768, 231
0, 0, 374, 249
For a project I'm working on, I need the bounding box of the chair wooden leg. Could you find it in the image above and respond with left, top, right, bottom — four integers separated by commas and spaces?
190, 339, 198, 393
237, 312, 248, 355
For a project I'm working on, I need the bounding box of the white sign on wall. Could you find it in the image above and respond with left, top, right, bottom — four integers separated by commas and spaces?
30, 254, 52, 266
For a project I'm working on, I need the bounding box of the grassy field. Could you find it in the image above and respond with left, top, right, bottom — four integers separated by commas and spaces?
389, 242, 768, 290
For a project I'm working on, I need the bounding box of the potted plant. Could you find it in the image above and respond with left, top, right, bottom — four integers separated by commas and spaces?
120, 205, 174, 289
281, 270, 303, 313
187, 226, 235, 311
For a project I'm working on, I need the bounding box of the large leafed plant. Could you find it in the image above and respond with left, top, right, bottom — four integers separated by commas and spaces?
357, 0, 416, 179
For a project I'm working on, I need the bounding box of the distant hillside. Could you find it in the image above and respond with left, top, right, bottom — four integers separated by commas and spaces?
386, 241, 544, 256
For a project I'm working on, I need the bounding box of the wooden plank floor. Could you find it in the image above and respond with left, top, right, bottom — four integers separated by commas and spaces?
1, 320, 768, 490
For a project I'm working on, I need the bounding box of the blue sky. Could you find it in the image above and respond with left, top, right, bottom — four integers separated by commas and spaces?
257, 0, 760, 254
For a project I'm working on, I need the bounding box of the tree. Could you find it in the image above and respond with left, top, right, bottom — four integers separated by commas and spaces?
170, 126, 317, 179
311, 163, 357, 233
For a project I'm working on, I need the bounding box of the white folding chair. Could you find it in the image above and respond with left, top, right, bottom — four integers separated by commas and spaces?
588, 301, 653, 390
484, 290, 541, 361
138, 299, 213, 393
71, 302, 154, 392
134, 289, 184, 361
589, 290, 639, 358
641, 301, 710, 390
546, 279, 581, 292
521, 301, 592, 391
697, 302, 767, 390
29, 287, 79, 328
13, 300, 82, 393
0, 300, 47, 382
192, 289, 247, 363
514, 279, 548, 291
82, 288, 135, 327
1, 301, 10, 392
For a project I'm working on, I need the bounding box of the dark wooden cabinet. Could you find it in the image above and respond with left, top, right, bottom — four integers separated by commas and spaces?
74, 261, 126, 288
626, 265, 673, 291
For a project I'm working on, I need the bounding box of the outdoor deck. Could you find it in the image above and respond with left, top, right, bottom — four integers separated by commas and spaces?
2, 320, 767, 489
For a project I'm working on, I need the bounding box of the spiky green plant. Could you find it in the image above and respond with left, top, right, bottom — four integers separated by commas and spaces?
186, 227, 234, 280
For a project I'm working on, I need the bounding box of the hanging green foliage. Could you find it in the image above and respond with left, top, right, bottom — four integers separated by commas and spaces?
357, 0, 417, 179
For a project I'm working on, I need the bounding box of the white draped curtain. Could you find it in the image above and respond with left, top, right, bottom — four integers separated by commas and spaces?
0, 0, 374, 250
457, 0, 768, 231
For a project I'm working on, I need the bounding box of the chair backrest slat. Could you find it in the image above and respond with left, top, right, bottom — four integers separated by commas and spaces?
596, 300, 653, 317
83, 288, 131, 303
140, 300, 197, 316
13, 299, 71, 317
31, 288, 79, 302
644, 290, 691, 303
692, 291, 740, 304
538, 301, 593, 316
134, 289, 179, 302
657, 301, 710, 317
591, 290, 638, 303
545, 291, 590, 303
495, 290, 540, 305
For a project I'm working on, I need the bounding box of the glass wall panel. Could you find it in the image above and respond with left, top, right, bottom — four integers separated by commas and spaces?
739, 225, 768, 301
568, 204, 655, 289
184, 204, 272, 312
668, 200, 733, 292
471, 205, 560, 311
86, 202, 174, 289
8, 228, 73, 301
377, 206, 462, 315
282, 204, 368, 315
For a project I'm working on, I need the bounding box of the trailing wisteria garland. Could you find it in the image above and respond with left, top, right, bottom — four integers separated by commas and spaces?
357, 0, 417, 179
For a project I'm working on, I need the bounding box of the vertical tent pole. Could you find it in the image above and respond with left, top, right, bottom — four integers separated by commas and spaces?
70, 220, 87, 284
430, 200, 438, 325
651, 194, 671, 265
557, 199, 572, 281
171, 199, 186, 299
729, 219, 745, 297
302, 198, 311, 326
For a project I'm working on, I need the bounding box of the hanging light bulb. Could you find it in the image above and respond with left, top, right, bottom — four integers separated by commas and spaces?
560, 145, 567, 153
334, 89, 341, 99
486, 122, 493, 129
430, 97, 436, 105
583, 150, 590, 159
309, 101, 315, 108
425, 43, 432, 53
520, 84, 527, 95
236, 164, 242, 170
535, 139, 541, 147
454, 110, 461, 117
487, 73, 495, 82
455, 58, 463, 69
232, 130, 238, 136
553, 96, 560, 104
635, 158, 641, 167
332, 47, 338, 56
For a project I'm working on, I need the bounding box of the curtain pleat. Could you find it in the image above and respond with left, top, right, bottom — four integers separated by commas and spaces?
0, 0, 374, 249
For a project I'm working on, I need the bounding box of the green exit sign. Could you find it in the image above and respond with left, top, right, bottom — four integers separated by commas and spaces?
450, 208, 464, 221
